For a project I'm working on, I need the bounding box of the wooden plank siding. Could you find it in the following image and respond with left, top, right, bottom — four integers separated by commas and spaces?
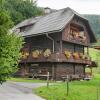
18, 15, 94, 79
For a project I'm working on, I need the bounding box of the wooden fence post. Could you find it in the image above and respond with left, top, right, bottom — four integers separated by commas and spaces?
66, 75, 69, 96
47, 72, 49, 88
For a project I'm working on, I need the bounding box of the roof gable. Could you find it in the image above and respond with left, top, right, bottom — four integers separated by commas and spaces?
14, 7, 96, 43
22, 7, 74, 36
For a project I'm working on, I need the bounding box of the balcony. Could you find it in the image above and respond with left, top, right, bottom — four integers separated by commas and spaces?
20, 51, 92, 65
63, 34, 88, 46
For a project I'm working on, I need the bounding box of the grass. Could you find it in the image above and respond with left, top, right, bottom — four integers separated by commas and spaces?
88, 48, 100, 73
8, 77, 46, 83
34, 74, 100, 100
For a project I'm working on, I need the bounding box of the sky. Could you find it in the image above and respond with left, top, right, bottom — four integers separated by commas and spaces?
37, 0, 100, 14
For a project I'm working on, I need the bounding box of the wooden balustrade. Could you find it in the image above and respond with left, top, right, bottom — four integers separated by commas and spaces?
20, 52, 92, 65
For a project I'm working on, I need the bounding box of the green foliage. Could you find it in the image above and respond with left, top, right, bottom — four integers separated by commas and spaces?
0, 5, 23, 83
0, 11, 13, 34
4, 0, 43, 24
34, 74, 100, 100
0, 34, 23, 83
83, 15, 100, 38
89, 48, 100, 73
95, 38, 100, 46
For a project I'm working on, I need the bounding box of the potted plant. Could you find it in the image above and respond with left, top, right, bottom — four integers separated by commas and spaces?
21, 51, 29, 59
79, 53, 84, 59
43, 49, 51, 58
32, 50, 40, 59
73, 52, 79, 60
64, 50, 71, 59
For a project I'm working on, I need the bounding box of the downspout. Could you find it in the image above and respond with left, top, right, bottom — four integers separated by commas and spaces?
46, 34, 55, 53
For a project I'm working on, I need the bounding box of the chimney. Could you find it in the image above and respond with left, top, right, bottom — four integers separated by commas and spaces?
44, 7, 51, 14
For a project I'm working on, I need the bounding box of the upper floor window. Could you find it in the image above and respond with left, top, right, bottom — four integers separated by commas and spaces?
70, 24, 85, 36
69, 23, 86, 43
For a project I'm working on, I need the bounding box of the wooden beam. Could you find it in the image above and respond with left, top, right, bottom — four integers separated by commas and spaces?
52, 64, 55, 80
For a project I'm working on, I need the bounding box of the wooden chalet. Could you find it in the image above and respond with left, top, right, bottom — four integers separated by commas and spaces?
13, 7, 97, 80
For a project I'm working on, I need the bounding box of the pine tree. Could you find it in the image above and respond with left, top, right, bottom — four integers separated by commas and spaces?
0, 0, 23, 84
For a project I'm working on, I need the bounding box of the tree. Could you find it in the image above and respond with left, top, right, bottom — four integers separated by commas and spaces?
0, 1, 23, 84
4, 0, 44, 24
83, 15, 100, 38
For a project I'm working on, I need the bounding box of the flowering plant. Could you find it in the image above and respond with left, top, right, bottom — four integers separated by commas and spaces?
21, 52, 29, 59
43, 49, 51, 58
79, 53, 84, 59
32, 50, 41, 59
64, 50, 71, 59
73, 52, 79, 59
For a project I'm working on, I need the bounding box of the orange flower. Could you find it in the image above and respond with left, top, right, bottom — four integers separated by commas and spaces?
73, 52, 79, 59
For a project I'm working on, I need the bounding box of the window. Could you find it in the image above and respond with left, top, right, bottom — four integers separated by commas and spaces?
70, 24, 85, 36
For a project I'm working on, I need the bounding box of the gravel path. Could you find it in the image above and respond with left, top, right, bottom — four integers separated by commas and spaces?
0, 82, 46, 100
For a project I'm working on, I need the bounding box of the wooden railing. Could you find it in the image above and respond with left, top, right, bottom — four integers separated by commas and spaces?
20, 52, 92, 65
63, 35, 88, 46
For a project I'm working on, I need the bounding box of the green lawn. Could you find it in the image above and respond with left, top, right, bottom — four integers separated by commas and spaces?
34, 74, 100, 100
8, 77, 46, 83
88, 48, 100, 73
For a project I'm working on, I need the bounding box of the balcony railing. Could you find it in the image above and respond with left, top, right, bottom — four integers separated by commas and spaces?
63, 34, 88, 46
20, 52, 92, 65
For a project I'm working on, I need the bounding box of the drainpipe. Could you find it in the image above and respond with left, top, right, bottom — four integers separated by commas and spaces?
46, 34, 55, 53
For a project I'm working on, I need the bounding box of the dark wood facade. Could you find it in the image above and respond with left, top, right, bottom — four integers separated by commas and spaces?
14, 8, 96, 80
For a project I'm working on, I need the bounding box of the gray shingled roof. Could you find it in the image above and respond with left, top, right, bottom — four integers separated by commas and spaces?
14, 7, 96, 43
20, 7, 75, 36
13, 16, 43, 30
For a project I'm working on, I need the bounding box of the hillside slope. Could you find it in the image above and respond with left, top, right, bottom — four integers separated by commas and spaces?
83, 15, 100, 38
89, 48, 100, 73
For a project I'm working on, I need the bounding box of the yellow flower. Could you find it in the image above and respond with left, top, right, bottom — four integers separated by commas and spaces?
21, 51, 29, 59
79, 53, 84, 59
64, 51, 71, 59
44, 49, 51, 57
32, 50, 40, 58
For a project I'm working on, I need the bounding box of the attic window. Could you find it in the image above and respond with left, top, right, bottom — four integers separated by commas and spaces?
70, 23, 85, 37
69, 23, 87, 43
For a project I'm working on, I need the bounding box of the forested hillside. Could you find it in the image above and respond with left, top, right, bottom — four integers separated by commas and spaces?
4, 0, 43, 25
83, 15, 100, 38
